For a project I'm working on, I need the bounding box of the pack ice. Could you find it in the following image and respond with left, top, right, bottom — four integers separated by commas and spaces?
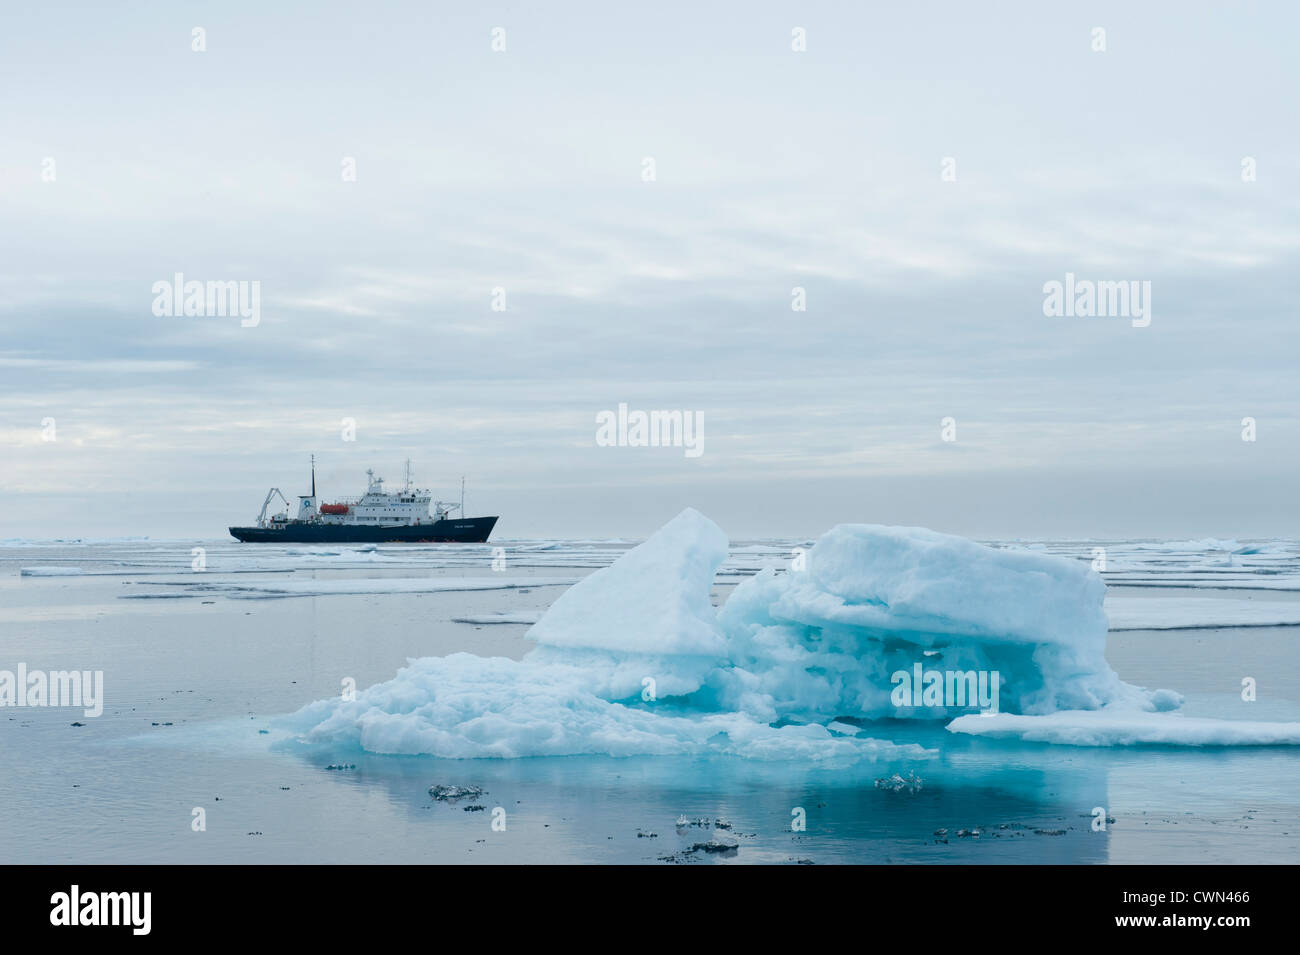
288, 509, 1297, 758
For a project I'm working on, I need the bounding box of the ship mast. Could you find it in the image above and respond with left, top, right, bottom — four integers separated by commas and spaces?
405, 458, 412, 492
311, 454, 316, 497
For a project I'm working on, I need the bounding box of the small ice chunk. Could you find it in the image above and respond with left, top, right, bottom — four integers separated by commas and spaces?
693, 830, 739, 853
875, 771, 923, 793
429, 784, 486, 802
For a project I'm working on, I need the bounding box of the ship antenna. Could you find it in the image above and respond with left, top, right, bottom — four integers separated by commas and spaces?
311, 454, 316, 497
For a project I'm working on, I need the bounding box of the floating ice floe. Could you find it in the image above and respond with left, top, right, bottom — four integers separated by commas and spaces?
947, 712, 1300, 747
287, 509, 1298, 759
452, 612, 544, 625
20, 566, 85, 576
1127, 538, 1242, 552
128, 576, 578, 599
1106, 596, 1300, 631
284, 546, 392, 562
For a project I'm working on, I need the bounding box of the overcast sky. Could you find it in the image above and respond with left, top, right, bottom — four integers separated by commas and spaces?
2, 1, 1297, 540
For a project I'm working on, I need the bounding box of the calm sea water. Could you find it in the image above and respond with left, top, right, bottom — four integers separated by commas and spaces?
2, 537, 1297, 864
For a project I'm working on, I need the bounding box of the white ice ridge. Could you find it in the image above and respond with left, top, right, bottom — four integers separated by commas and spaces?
287, 509, 1294, 758
947, 712, 1300, 747
131, 576, 579, 599
1106, 596, 1300, 631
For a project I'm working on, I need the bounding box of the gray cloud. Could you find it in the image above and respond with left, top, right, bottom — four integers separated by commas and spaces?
2, 1, 1297, 537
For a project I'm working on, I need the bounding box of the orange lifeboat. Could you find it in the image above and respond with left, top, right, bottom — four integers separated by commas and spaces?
320, 503, 349, 515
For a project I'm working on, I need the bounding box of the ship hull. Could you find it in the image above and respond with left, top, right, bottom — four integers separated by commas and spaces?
229, 516, 498, 544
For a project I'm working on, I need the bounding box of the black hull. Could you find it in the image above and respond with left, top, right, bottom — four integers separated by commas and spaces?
229, 516, 498, 544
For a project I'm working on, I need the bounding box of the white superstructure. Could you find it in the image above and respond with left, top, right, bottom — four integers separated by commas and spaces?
259, 460, 461, 528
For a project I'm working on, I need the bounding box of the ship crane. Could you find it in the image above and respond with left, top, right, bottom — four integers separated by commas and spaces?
432, 499, 462, 520
256, 488, 292, 526
432, 476, 466, 521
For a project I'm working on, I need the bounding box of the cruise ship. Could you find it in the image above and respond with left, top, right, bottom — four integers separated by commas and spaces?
229, 459, 498, 543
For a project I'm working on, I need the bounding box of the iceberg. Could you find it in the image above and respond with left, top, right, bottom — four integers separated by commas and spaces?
287, 508, 1295, 760
287, 510, 930, 761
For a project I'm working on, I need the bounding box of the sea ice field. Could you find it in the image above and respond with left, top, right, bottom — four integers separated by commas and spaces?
2, 519, 1297, 864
